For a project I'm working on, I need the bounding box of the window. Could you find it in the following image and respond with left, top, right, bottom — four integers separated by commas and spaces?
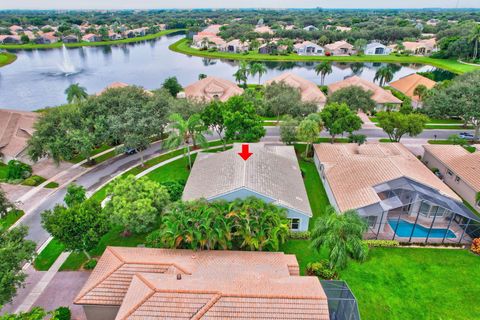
447, 170, 453, 176
455, 176, 461, 183
419, 201, 431, 217
290, 218, 300, 230
366, 216, 377, 228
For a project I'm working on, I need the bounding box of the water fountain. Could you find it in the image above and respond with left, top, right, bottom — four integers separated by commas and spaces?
58, 44, 79, 75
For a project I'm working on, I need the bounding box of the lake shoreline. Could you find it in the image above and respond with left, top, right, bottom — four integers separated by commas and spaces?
169, 38, 479, 74
0, 52, 17, 68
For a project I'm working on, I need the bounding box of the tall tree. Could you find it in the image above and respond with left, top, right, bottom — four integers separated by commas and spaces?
202, 100, 227, 149
374, 66, 394, 87
311, 207, 368, 270
279, 116, 298, 145
249, 62, 267, 84
162, 76, 183, 97
315, 61, 333, 85
63, 183, 86, 208
233, 61, 249, 88
64, 83, 88, 104
353, 39, 368, 54
413, 84, 429, 106
0, 226, 36, 306
0, 188, 14, 219
42, 200, 109, 259
164, 113, 209, 168
321, 103, 363, 143
264, 81, 302, 121
328, 86, 376, 113
297, 119, 320, 157
468, 24, 480, 60
223, 96, 266, 142
105, 175, 170, 236
376, 111, 429, 142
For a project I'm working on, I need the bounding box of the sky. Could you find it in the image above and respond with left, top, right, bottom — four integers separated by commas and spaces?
0, 0, 478, 10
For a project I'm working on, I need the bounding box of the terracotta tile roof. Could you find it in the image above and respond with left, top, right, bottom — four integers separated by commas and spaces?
265, 72, 327, 105
198, 24, 223, 36
423, 144, 480, 191
328, 76, 402, 105
314, 143, 460, 211
76, 247, 328, 319
182, 143, 312, 217
403, 38, 437, 52
254, 25, 274, 34
75, 247, 328, 320
0, 109, 38, 159
325, 40, 353, 51
389, 73, 436, 102
183, 76, 243, 102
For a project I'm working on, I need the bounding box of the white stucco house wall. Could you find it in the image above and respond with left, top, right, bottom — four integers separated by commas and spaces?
365, 42, 392, 55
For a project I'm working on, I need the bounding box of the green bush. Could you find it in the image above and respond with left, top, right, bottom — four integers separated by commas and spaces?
83, 259, 98, 270
306, 260, 337, 279
21, 175, 46, 187
288, 230, 311, 239
53, 307, 71, 320
6, 160, 32, 180
363, 240, 399, 247
159, 180, 186, 202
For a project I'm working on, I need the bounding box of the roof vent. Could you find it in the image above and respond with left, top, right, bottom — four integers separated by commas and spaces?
177, 274, 182, 280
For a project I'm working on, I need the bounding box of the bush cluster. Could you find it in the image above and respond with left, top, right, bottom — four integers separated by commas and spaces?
21, 175, 46, 187
159, 180, 186, 202
471, 238, 480, 255
288, 230, 311, 239
363, 240, 399, 247
6, 160, 32, 180
306, 260, 337, 280
84, 259, 98, 270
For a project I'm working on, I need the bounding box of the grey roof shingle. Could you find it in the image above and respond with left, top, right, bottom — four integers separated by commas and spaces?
182, 143, 312, 217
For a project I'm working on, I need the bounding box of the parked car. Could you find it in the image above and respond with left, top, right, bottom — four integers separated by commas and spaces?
459, 132, 474, 140
124, 147, 137, 155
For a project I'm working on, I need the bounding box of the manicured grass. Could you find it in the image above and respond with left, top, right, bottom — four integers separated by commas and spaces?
145, 154, 196, 183
370, 117, 464, 125
0, 52, 16, 67
170, 38, 480, 74
44, 181, 59, 188
70, 145, 112, 164
0, 29, 183, 50
427, 140, 477, 153
316, 137, 349, 143
0, 210, 24, 230
375, 123, 472, 130
0, 163, 8, 181
34, 239, 65, 271
339, 248, 480, 320
379, 138, 394, 143
59, 251, 88, 271
279, 240, 327, 274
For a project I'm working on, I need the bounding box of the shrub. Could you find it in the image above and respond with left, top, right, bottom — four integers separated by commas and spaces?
21, 175, 46, 187
471, 238, 480, 255
363, 240, 399, 247
431, 167, 439, 174
306, 260, 337, 279
6, 160, 32, 180
160, 180, 186, 202
83, 259, 98, 270
53, 306, 71, 320
288, 231, 310, 239
348, 134, 367, 145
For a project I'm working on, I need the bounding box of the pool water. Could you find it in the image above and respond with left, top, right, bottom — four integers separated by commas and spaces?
388, 219, 456, 239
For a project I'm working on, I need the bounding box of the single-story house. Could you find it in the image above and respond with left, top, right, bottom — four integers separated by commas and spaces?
389, 73, 436, 107
108, 31, 123, 40
258, 42, 279, 54
365, 42, 392, 55
254, 25, 274, 34
192, 34, 227, 50
402, 38, 437, 56
325, 40, 355, 56
61, 35, 78, 43
423, 145, 480, 211
0, 109, 38, 164
9, 25, 23, 33
328, 76, 402, 111
197, 24, 223, 37
294, 41, 324, 56
82, 34, 101, 42
183, 143, 313, 231
226, 39, 249, 53
265, 72, 327, 109
314, 143, 479, 244
180, 76, 243, 102
74, 247, 330, 320
0, 35, 21, 44
34, 32, 59, 44
303, 25, 319, 31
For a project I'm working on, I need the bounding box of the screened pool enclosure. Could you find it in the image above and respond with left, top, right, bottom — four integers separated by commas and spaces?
357, 177, 480, 244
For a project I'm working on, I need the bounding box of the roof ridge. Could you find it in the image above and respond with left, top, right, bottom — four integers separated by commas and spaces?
191, 293, 222, 320
118, 274, 156, 320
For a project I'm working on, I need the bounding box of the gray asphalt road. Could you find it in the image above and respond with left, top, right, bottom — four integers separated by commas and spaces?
19, 127, 474, 248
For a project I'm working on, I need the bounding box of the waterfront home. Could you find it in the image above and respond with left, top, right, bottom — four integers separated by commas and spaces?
294, 41, 324, 55
325, 40, 354, 55
192, 34, 227, 50
226, 39, 249, 53
108, 31, 123, 40
183, 143, 313, 231
74, 247, 330, 320
34, 32, 59, 44
180, 76, 243, 102
365, 42, 392, 55
303, 25, 319, 31
0, 35, 21, 44
314, 143, 479, 244
423, 145, 480, 211
9, 25, 23, 33
258, 42, 279, 54
328, 76, 402, 111
402, 38, 437, 55
265, 72, 327, 109
82, 33, 101, 42
0, 109, 38, 164
61, 35, 79, 43
389, 73, 436, 107
21, 31, 36, 41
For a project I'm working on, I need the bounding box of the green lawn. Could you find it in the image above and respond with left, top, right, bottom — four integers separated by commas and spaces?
0, 52, 16, 67
0, 210, 24, 230
0, 163, 7, 181
370, 117, 464, 125
170, 38, 480, 74
427, 140, 476, 153
44, 181, 59, 188
0, 29, 183, 50
34, 239, 65, 271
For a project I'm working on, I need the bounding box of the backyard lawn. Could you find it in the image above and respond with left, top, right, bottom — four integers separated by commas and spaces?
0, 210, 24, 230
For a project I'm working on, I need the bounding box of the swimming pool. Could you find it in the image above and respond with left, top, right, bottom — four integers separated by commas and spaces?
388, 219, 456, 239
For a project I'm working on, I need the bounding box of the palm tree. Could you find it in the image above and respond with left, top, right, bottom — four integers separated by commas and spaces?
249, 62, 267, 85
350, 62, 364, 76
413, 84, 429, 106
468, 25, 480, 60
233, 61, 249, 88
374, 66, 394, 87
311, 206, 369, 270
315, 61, 333, 85
65, 83, 88, 104
164, 113, 209, 169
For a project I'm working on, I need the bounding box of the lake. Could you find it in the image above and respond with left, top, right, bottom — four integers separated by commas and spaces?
0, 34, 440, 111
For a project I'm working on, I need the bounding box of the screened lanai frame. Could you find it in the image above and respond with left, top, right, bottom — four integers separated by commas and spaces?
361, 177, 480, 244
321, 280, 361, 320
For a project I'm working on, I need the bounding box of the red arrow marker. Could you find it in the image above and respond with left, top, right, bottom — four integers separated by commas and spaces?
238, 144, 253, 161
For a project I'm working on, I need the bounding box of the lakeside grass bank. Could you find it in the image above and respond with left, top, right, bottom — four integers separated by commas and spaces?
0, 29, 183, 50
169, 38, 479, 74
0, 52, 17, 67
